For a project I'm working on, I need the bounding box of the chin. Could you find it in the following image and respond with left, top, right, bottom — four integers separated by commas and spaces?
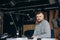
37, 21, 41, 22
38, 20, 41, 22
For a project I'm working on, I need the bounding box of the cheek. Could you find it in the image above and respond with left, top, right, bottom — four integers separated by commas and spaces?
36, 17, 41, 20
41, 17, 43, 19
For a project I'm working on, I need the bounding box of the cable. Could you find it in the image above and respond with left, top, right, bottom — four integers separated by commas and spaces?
9, 13, 17, 30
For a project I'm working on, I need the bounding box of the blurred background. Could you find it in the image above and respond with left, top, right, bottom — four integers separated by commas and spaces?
0, 0, 60, 39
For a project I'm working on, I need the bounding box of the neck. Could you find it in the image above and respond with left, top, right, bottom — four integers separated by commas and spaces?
36, 19, 44, 24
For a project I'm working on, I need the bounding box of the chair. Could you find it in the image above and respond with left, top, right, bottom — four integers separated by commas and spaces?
51, 29, 54, 38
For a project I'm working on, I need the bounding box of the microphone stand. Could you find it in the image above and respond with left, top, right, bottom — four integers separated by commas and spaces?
9, 13, 33, 38
9, 13, 19, 37
9, 13, 28, 37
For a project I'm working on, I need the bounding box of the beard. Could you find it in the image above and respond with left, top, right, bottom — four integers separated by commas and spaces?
36, 20, 42, 23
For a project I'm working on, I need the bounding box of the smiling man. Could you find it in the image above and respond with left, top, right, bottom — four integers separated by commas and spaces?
32, 11, 51, 38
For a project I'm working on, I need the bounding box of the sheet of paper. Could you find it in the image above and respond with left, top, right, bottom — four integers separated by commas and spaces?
41, 38, 56, 40
6, 38, 28, 40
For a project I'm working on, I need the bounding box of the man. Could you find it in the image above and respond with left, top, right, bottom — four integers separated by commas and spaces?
32, 11, 51, 38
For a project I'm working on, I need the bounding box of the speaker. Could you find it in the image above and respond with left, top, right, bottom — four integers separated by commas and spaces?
37, 38, 41, 40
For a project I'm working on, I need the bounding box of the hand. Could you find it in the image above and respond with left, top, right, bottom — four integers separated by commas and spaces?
32, 36, 38, 38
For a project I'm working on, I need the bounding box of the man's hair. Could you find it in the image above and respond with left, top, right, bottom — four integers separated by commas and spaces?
35, 11, 45, 18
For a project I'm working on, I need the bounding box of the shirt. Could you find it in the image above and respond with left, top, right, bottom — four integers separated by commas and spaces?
33, 20, 51, 38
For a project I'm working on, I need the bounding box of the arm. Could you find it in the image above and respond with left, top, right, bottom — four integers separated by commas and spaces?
32, 25, 38, 38
32, 26, 38, 36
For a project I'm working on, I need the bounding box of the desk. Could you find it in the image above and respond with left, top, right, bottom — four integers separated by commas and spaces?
6, 38, 28, 40
6, 38, 58, 40
41, 38, 58, 40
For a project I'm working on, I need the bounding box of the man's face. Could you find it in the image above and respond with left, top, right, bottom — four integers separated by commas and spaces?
36, 13, 44, 22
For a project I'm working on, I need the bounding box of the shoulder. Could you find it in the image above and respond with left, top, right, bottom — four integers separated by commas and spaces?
42, 20, 50, 27
41, 20, 50, 26
42, 20, 49, 23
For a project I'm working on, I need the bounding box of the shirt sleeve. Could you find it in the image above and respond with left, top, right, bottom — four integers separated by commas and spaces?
33, 26, 38, 36
38, 21, 51, 38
